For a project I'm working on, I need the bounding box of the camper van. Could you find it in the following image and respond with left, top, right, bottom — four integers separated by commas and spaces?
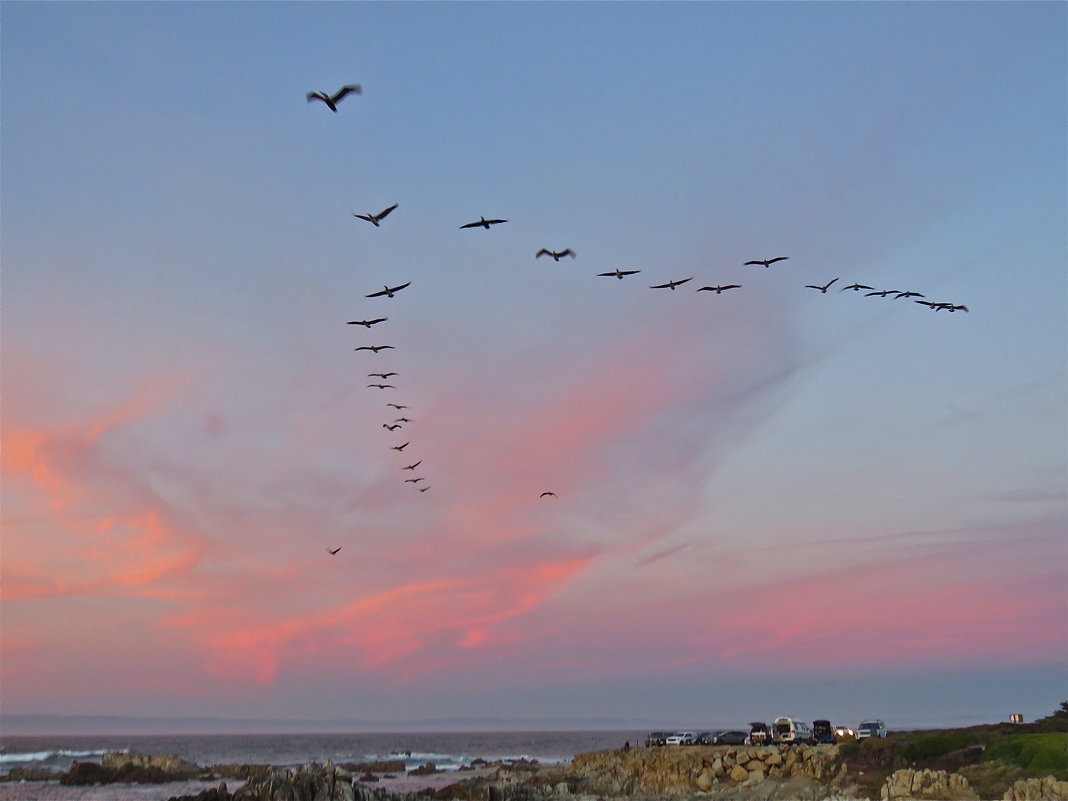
772, 716, 812, 744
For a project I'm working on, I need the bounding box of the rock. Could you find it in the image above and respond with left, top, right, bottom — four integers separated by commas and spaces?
764, 752, 783, 767
233, 762, 355, 801
1, 766, 61, 782
1003, 776, 1068, 801
410, 762, 440, 776
881, 768, 977, 800
103, 752, 200, 777
729, 764, 750, 782
695, 770, 713, 790
747, 767, 765, 783
166, 782, 231, 801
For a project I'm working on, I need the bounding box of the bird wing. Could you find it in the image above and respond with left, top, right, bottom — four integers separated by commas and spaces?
376, 203, 398, 219
387, 281, 411, 293
768, 257, 789, 264
826, 278, 839, 288
744, 260, 764, 266
561, 249, 575, 257
536, 249, 551, 258
650, 282, 673, 288
332, 85, 361, 101
486, 218, 507, 225
675, 277, 694, 286
353, 213, 374, 223
459, 221, 479, 229
307, 92, 326, 103
723, 284, 741, 290
365, 288, 388, 298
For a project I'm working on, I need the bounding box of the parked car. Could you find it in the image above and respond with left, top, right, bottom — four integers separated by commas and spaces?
665, 731, 697, 746
811, 720, 836, 744
645, 732, 672, 747
748, 721, 772, 745
855, 719, 888, 740
834, 724, 855, 740
772, 716, 813, 744
695, 731, 720, 745
713, 730, 750, 745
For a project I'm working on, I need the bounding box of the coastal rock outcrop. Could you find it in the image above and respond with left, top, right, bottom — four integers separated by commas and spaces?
1002, 776, 1068, 801
879, 768, 977, 800
61, 751, 201, 785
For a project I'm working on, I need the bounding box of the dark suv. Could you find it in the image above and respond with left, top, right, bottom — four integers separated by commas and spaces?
811, 719, 835, 744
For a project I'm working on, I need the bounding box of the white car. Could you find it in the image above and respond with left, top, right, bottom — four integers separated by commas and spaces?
855, 719, 888, 739
665, 731, 697, 745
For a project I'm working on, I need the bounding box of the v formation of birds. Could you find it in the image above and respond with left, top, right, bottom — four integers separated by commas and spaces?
310, 83, 968, 554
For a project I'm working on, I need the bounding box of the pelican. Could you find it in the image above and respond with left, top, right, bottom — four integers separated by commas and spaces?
805, 278, 839, 293
367, 384, 395, 389
536, 248, 576, 261
894, 291, 925, 299
387, 403, 408, 410
402, 461, 422, 471
540, 491, 557, 498
460, 216, 507, 229
307, 85, 361, 112
354, 345, 395, 353
384, 423, 402, 431
353, 203, 398, 227
865, 289, 897, 298
404, 477, 426, 484
366, 281, 411, 298
840, 283, 874, 292
368, 372, 397, 379
650, 277, 693, 290
697, 284, 741, 294
745, 257, 788, 268
327, 546, 342, 555
347, 317, 387, 327
418, 485, 431, 492
391, 442, 410, 452
598, 268, 640, 279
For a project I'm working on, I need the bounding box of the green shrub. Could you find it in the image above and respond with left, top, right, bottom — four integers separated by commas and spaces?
984, 733, 1068, 778
901, 732, 976, 763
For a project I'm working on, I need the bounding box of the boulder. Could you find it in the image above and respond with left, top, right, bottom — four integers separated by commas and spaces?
881, 768, 978, 800
729, 764, 750, 782
1003, 776, 1068, 801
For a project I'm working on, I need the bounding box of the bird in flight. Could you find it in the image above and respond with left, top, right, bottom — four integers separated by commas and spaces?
919, 301, 968, 312
418, 485, 431, 492
536, 248, 576, 261
650, 277, 693, 290
598, 268, 640, 280
367, 384, 395, 390
392, 442, 410, 452
353, 203, 398, 227
402, 461, 422, 471
697, 284, 741, 294
840, 283, 874, 292
894, 291, 925, 299
327, 546, 342, 555
805, 278, 839, 293
540, 491, 557, 498
394, 417, 411, 423
347, 317, 387, 327
354, 345, 395, 353
460, 216, 507, 229
866, 289, 897, 298
307, 85, 361, 112
366, 282, 411, 298
745, 257, 789, 268
368, 372, 397, 379
387, 403, 408, 410
384, 423, 402, 431
404, 477, 426, 484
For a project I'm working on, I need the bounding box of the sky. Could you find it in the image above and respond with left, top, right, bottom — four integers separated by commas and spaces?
2, 1, 1065, 734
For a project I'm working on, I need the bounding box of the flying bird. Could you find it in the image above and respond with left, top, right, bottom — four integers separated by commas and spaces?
866, 289, 897, 298
536, 248, 576, 261
650, 277, 693, 290
327, 546, 342, 555
353, 203, 398, 227
347, 317, 387, 327
404, 477, 426, 484
391, 442, 410, 452
384, 423, 402, 431
387, 403, 408, 410
307, 84, 361, 112
540, 491, 557, 498
894, 291, 925, 299
394, 417, 411, 423
368, 372, 397, 379
840, 283, 875, 292
459, 216, 507, 229
745, 257, 789, 268
805, 278, 839, 293
402, 461, 422, 471
697, 284, 741, 294
418, 486, 431, 492
354, 345, 395, 353
366, 281, 411, 298
367, 384, 395, 389
598, 268, 640, 280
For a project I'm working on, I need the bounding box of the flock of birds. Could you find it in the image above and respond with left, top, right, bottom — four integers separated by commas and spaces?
307, 84, 969, 552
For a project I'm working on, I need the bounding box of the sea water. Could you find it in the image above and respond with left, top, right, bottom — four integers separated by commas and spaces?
0, 730, 645, 801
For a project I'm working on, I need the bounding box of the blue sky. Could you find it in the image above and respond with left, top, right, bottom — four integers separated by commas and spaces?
2, 1, 1065, 732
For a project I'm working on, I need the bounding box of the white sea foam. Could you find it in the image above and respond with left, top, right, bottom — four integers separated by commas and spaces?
0, 749, 110, 764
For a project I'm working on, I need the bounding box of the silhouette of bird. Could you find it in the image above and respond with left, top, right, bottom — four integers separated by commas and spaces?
946, 304, 969, 312
745, 257, 789, 268
894, 291, 925, 299
369, 372, 397, 379
598, 268, 640, 279
418, 486, 431, 492
459, 216, 507, 229
650, 277, 693, 290
384, 423, 402, 431
402, 461, 422, 471
354, 345, 395, 353
347, 317, 387, 327
353, 204, 398, 227
307, 85, 361, 112
805, 278, 839, 293
540, 491, 557, 498
840, 283, 874, 292
404, 477, 426, 484
865, 289, 897, 298
394, 417, 411, 423
697, 284, 741, 294
387, 403, 408, 410
536, 249, 576, 261
327, 546, 342, 555
366, 282, 411, 298
367, 384, 395, 389
392, 442, 410, 452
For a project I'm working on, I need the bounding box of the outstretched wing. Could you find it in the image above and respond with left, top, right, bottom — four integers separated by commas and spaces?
307, 92, 326, 104
387, 281, 411, 293
332, 84, 362, 102
536, 249, 551, 258
767, 256, 789, 265
376, 203, 398, 219
459, 221, 480, 229
365, 288, 388, 298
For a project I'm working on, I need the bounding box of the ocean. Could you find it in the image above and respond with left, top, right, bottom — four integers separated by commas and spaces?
0, 730, 645, 801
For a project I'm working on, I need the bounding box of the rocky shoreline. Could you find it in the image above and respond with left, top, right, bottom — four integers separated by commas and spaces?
4, 746, 1066, 801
